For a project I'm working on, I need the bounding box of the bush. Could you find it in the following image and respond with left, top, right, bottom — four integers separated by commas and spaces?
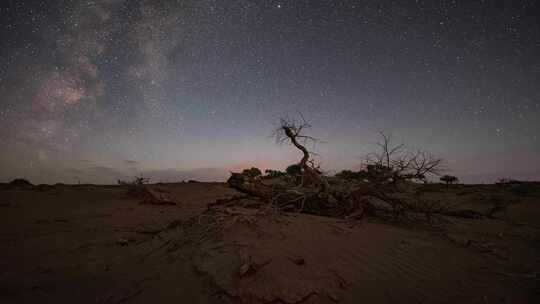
264, 169, 286, 178
118, 176, 150, 198
9, 178, 33, 187
286, 164, 302, 176
241, 167, 262, 179
335, 170, 368, 180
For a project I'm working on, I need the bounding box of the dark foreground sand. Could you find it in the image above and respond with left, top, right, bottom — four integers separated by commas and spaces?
1, 182, 539, 303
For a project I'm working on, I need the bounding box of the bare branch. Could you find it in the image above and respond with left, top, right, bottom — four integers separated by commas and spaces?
362, 131, 444, 184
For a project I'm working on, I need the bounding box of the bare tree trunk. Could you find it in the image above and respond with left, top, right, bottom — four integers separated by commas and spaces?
285, 128, 329, 191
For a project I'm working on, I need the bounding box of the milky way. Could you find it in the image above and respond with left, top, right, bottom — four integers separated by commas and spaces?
0, 0, 539, 184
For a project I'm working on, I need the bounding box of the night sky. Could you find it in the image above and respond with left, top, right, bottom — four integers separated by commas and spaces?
1, 0, 539, 184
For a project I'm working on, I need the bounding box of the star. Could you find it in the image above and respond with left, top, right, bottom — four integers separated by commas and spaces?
0, 0, 538, 184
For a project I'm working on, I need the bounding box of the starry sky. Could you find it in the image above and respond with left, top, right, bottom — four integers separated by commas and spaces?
0, 0, 539, 184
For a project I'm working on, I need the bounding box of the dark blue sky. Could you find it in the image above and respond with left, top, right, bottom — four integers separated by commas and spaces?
1, 0, 539, 184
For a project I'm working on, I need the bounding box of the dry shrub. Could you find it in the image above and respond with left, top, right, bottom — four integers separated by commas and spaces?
118, 176, 177, 205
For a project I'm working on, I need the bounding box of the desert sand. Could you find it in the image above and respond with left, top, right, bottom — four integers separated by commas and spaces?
1, 182, 539, 303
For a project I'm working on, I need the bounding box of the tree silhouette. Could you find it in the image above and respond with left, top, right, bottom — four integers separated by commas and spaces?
440, 175, 458, 188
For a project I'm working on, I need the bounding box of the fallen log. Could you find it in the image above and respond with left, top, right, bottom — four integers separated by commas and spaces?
226, 172, 492, 223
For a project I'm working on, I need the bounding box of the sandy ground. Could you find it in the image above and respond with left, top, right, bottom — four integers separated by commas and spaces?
1, 182, 539, 303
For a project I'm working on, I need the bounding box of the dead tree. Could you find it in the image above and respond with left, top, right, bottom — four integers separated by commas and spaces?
365, 132, 443, 185
227, 115, 406, 217
271, 115, 329, 191
224, 116, 478, 221
370, 131, 405, 169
